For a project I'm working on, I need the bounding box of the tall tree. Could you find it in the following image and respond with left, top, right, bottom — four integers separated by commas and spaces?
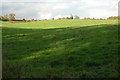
70, 14, 73, 19
8, 13, 15, 21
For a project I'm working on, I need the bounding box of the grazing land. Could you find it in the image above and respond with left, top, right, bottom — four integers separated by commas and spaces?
2, 20, 119, 78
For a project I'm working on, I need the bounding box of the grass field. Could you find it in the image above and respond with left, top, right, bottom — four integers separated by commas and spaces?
2, 20, 119, 78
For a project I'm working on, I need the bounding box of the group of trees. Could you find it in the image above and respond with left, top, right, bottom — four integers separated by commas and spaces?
107, 16, 120, 20
31, 19, 38, 21
1, 13, 15, 21
1, 13, 120, 22
66, 14, 74, 19
56, 15, 80, 20
65, 14, 80, 20
82, 18, 105, 20
57, 15, 120, 20
57, 15, 119, 20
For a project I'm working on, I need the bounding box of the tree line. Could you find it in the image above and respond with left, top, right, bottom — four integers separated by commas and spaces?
0, 13, 120, 22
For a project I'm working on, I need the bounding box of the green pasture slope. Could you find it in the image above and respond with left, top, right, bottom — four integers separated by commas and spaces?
2, 20, 119, 78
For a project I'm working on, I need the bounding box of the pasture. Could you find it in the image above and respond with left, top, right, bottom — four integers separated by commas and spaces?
2, 20, 119, 78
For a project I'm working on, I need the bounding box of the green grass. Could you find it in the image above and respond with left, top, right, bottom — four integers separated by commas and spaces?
2, 20, 119, 78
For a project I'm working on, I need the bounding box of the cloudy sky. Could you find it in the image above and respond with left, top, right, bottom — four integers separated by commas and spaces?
1, 0, 119, 19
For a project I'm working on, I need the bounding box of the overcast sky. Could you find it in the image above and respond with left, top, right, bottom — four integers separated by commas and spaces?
1, 0, 119, 19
